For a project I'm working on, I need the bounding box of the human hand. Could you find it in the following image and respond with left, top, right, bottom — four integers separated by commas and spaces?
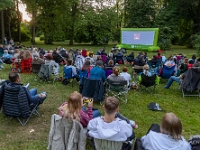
88, 99, 93, 107
39, 93, 46, 98
179, 75, 182, 79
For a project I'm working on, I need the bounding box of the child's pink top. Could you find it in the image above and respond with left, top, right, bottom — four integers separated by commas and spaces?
88, 66, 93, 78
59, 102, 93, 128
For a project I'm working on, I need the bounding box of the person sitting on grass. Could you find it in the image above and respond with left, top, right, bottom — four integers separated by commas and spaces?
0, 72, 47, 105
141, 112, 191, 150
59, 91, 101, 128
88, 96, 137, 149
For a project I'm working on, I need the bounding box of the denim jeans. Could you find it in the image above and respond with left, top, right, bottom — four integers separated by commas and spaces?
165, 76, 180, 88
29, 88, 47, 104
82, 107, 101, 118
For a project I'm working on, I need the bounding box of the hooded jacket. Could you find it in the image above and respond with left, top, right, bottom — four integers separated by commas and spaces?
181, 67, 200, 92
87, 117, 132, 142
141, 130, 191, 150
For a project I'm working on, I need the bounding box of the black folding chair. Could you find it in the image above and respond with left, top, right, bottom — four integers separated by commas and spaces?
139, 74, 157, 94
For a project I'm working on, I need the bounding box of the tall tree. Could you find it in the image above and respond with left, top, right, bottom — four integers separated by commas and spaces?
125, 0, 156, 28
0, 0, 13, 44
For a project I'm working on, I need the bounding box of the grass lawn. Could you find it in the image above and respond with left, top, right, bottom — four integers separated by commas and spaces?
0, 40, 199, 150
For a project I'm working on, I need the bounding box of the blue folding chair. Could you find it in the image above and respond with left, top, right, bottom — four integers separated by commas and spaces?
63, 67, 76, 87
160, 65, 175, 79
79, 70, 88, 81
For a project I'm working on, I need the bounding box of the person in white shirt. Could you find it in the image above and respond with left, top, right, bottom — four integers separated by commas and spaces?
141, 112, 191, 150
88, 96, 134, 146
120, 67, 131, 86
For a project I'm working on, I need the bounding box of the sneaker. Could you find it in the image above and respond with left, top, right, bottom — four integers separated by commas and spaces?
164, 86, 169, 89
133, 124, 138, 129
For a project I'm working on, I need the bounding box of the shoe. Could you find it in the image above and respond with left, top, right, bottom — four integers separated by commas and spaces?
164, 86, 169, 89
133, 124, 138, 129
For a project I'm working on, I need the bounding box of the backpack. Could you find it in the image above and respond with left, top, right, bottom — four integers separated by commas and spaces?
62, 78, 70, 85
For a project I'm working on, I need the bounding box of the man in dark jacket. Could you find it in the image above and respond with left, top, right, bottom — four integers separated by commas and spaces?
0, 72, 47, 106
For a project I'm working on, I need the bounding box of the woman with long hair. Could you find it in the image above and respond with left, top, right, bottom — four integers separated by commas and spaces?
59, 91, 100, 127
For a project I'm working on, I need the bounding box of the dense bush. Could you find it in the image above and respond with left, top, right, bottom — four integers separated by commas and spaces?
190, 34, 200, 56
40, 35, 44, 41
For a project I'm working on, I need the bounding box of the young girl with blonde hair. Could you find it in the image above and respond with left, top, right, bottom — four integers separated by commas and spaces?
59, 91, 100, 127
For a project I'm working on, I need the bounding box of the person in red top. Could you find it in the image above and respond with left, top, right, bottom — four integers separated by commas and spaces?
157, 53, 162, 59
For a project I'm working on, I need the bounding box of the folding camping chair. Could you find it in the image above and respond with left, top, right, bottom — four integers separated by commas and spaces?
1, 83, 41, 126
38, 64, 57, 83
63, 67, 76, 87
181, 67, 200, 98
160, 65, 175, 79
106, 79, 129, 103
138, 74, 157, 94
132, 65, 144, 84
32, 64, 42, 81
11, 58, 21, 72
94, 138, 124, 150
80, 78, 105, 103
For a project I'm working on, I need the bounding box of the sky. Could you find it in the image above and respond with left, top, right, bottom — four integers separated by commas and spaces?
19, 3, 31, 22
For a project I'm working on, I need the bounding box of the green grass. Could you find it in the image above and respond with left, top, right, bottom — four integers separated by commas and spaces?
0, 41, 199, 149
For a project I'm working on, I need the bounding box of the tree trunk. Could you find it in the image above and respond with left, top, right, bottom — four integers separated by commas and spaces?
32, 10, 36, 45
1, 10, 5, 44
6, 10, 11, 38
69, 3, 77, 45
16, 0, 21, 42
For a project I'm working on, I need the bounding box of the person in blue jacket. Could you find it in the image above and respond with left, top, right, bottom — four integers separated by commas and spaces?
90, 60, 106, 82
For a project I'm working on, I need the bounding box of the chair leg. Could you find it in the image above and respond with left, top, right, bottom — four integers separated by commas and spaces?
182, 89, 185, 98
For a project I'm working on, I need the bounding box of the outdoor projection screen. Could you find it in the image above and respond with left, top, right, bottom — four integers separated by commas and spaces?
122, 31, 155, 45
117, 28, 160, 52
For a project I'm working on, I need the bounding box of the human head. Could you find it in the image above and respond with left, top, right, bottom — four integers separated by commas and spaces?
158, 53, 161, 56
89, 52, 93, 58
23, 50, 32, 60
192, 54, 196, 60
9, 72, 20, 83
122, 67, 128, 72
97, 55, 102, 60
14, 49, 19, 54
84, 60, 90, 66
103, 96, 119, 115
96, 60, 103, 68
184, 58, 188, 64
160, 113, 182, 140
60, 91, 82, 121
4, 50, 8, 54
112, 66, 120, 76
143, 64, 149, 70
108, 60, 114, 66
152, 55, 157, 59
44, 53, 53, 60
67, 59, 73, 66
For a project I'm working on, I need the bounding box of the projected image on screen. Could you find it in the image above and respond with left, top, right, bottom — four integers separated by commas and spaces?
122, 31, 155, 45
